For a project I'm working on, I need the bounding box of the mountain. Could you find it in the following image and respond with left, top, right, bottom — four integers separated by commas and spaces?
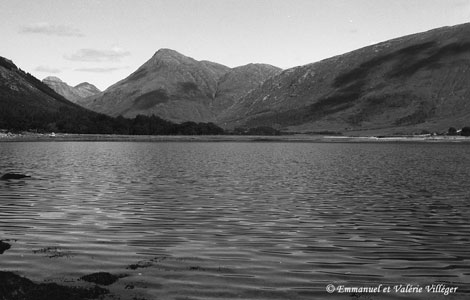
219, 23, 470, 134
0, 56, 224, 135
200, 60, 231, 81
80, 49, 281, 123
0, 57, 84, 130
211, 63, 281, 114
42, 76, 100, 103
74, 82, 101, 98
0, 56, 127, 133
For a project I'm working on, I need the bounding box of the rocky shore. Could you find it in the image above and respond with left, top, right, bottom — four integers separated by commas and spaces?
0, 271, 109, 300
0, 240, 141, 300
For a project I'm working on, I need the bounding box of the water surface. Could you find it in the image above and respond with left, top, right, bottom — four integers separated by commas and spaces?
1, 141, 469, 299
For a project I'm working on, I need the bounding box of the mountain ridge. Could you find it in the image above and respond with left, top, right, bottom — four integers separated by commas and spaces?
32, 22, 470, 134
42, 76, 100, 103
218, 22, 470, 134
79, 49, 281, 122
0, 56, 96, 130
0, 55, 225, 135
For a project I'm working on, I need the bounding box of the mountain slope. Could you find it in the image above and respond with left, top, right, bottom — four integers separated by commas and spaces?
200, 60, 231, 81
220, 23, 470, 134
42, 76, 100, 103
81, 49, 224, 122
81, 49, 280, 123
212, 63, 281, 114
0, 57, 84, 129
0, 56, 225, 135
74, 82, 101, 98
0, 57, 83, 113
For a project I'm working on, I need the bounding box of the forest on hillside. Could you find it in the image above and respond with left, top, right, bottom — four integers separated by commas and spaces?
0, 105, 225, 135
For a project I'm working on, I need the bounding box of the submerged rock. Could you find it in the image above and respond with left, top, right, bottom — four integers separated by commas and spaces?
0, 173, 30, 180
80, 272, 126, 286
0, 271, 108, 300
0, 240, 11, 254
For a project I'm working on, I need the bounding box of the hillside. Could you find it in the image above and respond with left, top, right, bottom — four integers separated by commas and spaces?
0, 57, 88, 131
42, 76, 100, 103
219, 23, 470, 134
80, 49, 280, 123
0, 56, 224, 135
75, 82, 101, 98
211, 63, 281, 114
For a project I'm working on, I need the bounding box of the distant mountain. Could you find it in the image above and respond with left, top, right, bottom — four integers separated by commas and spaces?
0, 56, 97, 131
80, 49, 281, 123
219, 23, 470, 134
74, 82, 101, 98
0, 56, 224, 135
42, 76, 100, 103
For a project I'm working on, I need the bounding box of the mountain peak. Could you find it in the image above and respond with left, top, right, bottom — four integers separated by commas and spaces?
75, 82, 101, 94
152, 48, 187, 59
75, 82, 97, 89
154, 48, 181, 55
43, 76, 63, 83
145, 48, 197, 67
42, 77, 100, 103
75, 82, 91, 87
233, 63, 281, 72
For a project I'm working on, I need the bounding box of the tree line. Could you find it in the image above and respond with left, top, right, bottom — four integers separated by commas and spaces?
0, 101, 284, 136
0, 105, 225, 135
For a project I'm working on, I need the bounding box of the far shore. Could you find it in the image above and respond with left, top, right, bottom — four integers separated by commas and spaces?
1, 132, 470, 143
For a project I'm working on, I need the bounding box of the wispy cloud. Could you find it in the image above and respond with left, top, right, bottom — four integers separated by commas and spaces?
20, 22, 83, 37
75, 66, 128, 73
65, 48, 130, 62
34, 65, 62, 73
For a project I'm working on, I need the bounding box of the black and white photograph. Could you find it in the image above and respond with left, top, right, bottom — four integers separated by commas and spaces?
1, 0, 470, 299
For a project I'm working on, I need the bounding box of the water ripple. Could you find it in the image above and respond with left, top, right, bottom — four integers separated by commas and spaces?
1, 141, 469, 299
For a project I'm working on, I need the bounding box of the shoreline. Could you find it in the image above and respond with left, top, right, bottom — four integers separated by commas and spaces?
1, 132, 470, 143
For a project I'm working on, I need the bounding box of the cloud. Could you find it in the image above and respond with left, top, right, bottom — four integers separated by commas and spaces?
75, 67, 128, 73
34, 65, 62, 73
20, 22, 83, 37
65, 48, 130, 62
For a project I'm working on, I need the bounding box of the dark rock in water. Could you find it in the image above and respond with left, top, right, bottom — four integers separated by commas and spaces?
0, 173, 30, 180
0, 240, 11, 254
80, 272, 125, 286
0, 271, 108, 300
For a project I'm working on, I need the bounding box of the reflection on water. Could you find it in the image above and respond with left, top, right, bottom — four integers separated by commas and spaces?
0, 141, 469, 299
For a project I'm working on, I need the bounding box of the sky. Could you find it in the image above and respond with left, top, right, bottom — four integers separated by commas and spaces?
1, 0, 470, 90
